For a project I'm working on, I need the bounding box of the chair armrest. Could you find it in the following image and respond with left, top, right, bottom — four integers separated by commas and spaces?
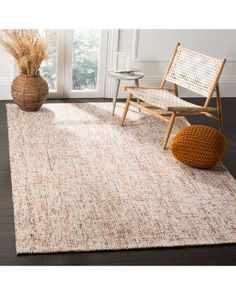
124, 86, 175, 92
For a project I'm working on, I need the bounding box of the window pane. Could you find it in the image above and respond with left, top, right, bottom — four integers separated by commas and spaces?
40, 30, 57, 91
72, 30, 101, 90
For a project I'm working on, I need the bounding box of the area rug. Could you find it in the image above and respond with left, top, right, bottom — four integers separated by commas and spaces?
6, 102, 236, 254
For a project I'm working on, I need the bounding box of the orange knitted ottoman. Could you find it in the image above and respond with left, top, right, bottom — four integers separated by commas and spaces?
170, 125, 227, 169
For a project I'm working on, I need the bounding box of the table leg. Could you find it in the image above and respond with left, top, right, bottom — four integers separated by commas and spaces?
135, 79, 141, 112
112, 79, 120, 115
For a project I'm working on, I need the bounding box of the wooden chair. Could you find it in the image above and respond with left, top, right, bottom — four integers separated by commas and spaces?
120, 43, 226, 149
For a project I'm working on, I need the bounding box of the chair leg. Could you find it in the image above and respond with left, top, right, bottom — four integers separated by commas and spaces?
162, 112, 176, 149
120, 93, 132, 126
216, 85, 223, 131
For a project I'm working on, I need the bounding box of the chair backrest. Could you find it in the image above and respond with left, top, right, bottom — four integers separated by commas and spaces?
165, 44, 226, 98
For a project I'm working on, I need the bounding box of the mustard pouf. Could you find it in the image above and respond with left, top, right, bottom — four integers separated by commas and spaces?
170, 125, 227, 169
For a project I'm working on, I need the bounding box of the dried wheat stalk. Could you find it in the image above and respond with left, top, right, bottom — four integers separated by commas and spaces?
0, 30, 48, 77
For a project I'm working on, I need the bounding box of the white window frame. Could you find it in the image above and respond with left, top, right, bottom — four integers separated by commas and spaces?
48, 30, 66, 99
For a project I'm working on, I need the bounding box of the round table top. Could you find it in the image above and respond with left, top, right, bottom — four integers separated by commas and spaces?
107, 70, 144, 80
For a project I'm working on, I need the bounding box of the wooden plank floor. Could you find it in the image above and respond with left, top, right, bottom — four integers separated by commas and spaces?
0, 98, 236, 265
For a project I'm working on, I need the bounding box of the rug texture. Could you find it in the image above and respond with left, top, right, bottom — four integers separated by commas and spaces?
6, 102, 236, 254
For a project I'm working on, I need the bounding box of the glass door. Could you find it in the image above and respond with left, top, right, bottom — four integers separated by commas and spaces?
40, 30, 65, 98
64, 29, 107, 98
40, 30, 107, 99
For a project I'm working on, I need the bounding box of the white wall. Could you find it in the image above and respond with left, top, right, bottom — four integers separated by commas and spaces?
0, 30, 236, 99
117, 29, 236, 98
0, 49, 15, 99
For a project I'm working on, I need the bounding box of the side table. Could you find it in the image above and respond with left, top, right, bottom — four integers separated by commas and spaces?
107, 70, 144, 115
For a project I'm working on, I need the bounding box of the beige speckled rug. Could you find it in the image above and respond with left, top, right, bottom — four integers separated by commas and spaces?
7, 102, 236, 254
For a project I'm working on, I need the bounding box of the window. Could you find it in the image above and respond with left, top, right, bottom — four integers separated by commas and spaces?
72, 30, 101, 90
40, 30, 58, 91
40, 30, 107, 98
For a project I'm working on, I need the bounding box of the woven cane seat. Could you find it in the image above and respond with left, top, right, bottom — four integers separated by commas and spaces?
127, 88, 201, 111
170, 125, 227, 169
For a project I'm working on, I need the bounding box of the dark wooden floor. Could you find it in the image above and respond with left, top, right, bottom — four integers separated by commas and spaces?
0, 97, 236, 265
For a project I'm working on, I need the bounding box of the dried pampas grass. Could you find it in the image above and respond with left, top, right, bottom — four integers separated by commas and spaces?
0, 30, 48, 77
